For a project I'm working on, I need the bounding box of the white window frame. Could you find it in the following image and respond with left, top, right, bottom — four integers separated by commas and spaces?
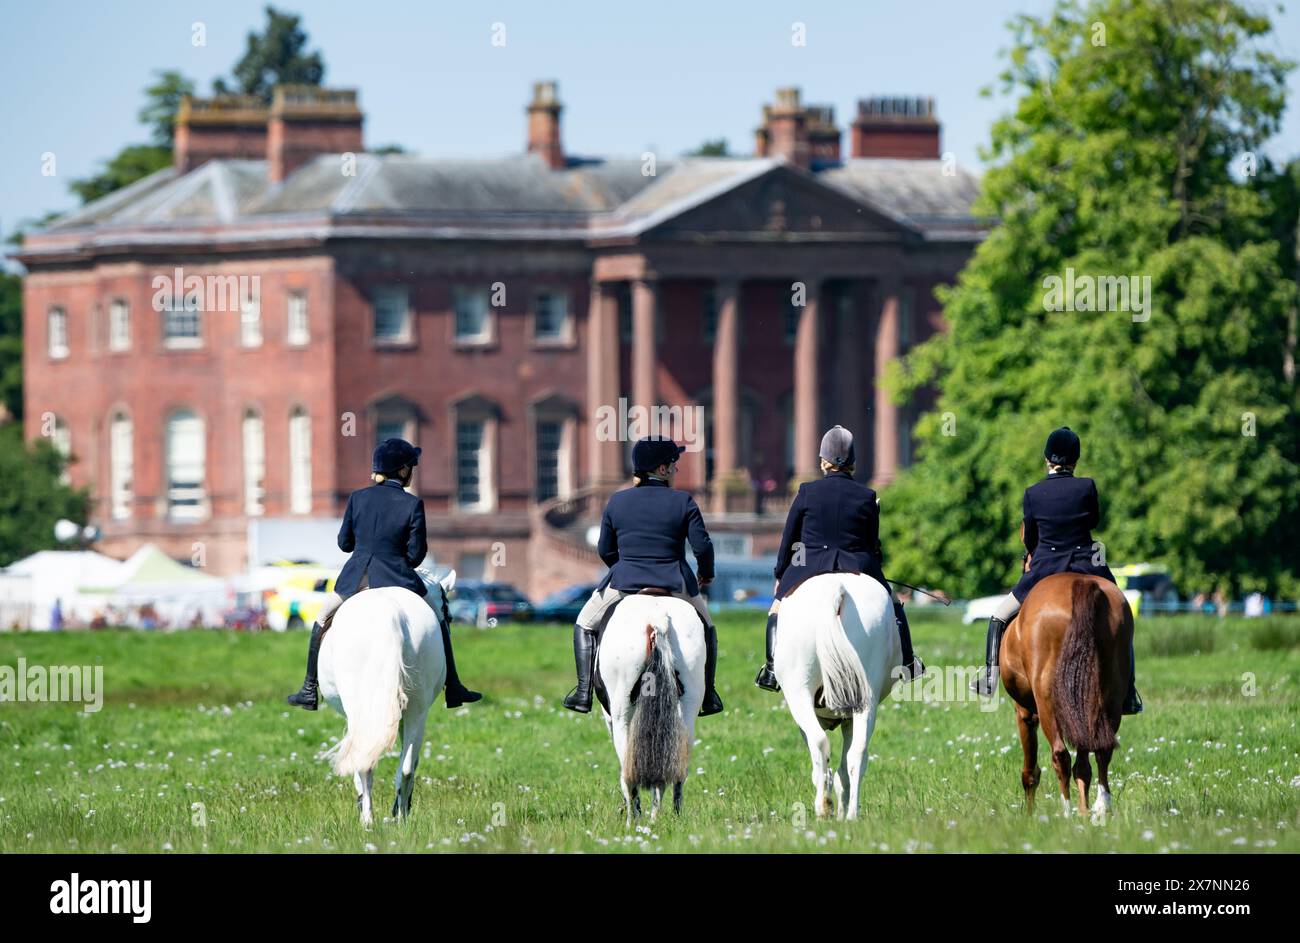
51, 416, 72, 485
108, 299, 131, 351
165, 410, 206, 520
453, 286, 493, 345
453, 403, 496, 513
162, 297, 203, 350
373, 285, 412, 345
109, 411, 133, 519
242, 409, 265, 517
48, 307, 69, 359
373, 401, 418, 493
532, 288, 572, 344
240, 293, 262, 347
286, 291, 309, 346
288, 407, 312, 514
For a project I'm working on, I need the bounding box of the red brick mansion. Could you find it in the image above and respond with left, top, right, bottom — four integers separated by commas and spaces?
18, 82, 985, 597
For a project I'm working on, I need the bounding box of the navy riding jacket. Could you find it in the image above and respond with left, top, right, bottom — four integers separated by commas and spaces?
1011, 470, 1116, 602
596, 478, 715, 596
774, 471, 887, 599
334, 479, 429, 598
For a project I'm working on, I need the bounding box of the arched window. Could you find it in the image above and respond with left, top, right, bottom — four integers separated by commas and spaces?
288, 406, 312, 514
48, 307, 69, 359
165, 409, 205, 520
371, 396, 419, 493
109, 411, 133, 519
452, 395, 497, 512
531, 394, 577, 503
242, 408, 265, 516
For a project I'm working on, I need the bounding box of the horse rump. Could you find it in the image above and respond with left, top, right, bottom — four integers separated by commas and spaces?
625, 623, 689, 790
814, 581, 869, 715
1051, 578, 1117, 753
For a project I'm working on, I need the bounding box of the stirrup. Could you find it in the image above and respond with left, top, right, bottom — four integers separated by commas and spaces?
970, 667, 999, 697
754, 664, 781, 692
1122, 689, 1143, 715
286, 680, 318, 711
894, 656, 925, 684
562, 685, 593, 714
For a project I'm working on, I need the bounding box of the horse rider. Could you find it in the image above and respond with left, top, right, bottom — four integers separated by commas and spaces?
755, 425, 924, 692
971, 426, 1142, 714
562, 435, 724, 717
285, 438, 483, 711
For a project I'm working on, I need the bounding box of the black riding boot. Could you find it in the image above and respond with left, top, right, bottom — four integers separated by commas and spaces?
286, 621, 324, 710
754, 611, 781, 692
971, 616, 1007, 696
894, 601, 925, 682
1123, 638, 1143, 714
441, 618, 482, 708
700, 623, 724, 716
563, 624, 597, 713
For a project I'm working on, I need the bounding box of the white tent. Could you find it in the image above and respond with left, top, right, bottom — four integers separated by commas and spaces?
0, 550, 125, 630
80, 544, 228, 628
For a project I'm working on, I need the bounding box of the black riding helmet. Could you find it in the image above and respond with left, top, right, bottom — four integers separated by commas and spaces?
373, 437, 422, 476
632, 436, 686, 474
1044, 427, 1081, 466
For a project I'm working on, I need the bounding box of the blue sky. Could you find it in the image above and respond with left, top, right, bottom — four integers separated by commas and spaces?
3, 0, 1299, 241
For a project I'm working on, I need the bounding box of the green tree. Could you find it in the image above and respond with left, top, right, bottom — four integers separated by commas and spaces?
881, 0, 1299, 599
0, 273, 22, 422
68, 144, 172, 205
685, 139, 730, 157
213, 5, 325, 103
0, 425, 89, 567
139, 70, 196, 147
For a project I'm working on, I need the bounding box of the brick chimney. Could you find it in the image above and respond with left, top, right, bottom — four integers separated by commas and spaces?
763, 87, 810, 170
805, 105, 841, 164
267, 86, 364, 183
173, 95, 268, 174
851, 97, 940, 159
527, 81, 565, 170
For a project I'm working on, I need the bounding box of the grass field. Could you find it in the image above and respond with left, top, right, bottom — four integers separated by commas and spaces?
1, 611, 1297, 853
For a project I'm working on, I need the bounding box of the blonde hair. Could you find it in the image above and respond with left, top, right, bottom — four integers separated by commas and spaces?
371, 465, 412, 485
820, 458, 856, 475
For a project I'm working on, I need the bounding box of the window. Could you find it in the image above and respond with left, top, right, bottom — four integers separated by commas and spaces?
165, 410, 205, 520
108, 300, 130, 351
48, 307, 69, 358
163, 297, 202, 348
536, 420, 563, 502
533, 289, 570, 342
242, 409, 265, 516
454, 287, 491, 343
109, 412, 133, 519
286, 292, 309, 346
373, 399, 418, 492
289, 407, 312, 514
373, 285, 411, 344
240, 293, 262, 347
701, 288, 717, 344
51, 415, 72, 485
458, 553, 487, 582
456, 420, 485, 508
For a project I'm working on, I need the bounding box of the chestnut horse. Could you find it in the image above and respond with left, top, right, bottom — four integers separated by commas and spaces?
1000, 572, 1133, 821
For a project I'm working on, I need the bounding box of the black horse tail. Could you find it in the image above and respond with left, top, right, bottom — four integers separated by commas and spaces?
625, 623, 689, 790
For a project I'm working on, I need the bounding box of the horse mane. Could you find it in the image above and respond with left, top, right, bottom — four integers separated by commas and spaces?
1051, 579, 1118, 753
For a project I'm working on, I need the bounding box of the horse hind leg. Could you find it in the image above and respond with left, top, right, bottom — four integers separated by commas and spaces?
673, 781, 684, 814
1073, 750, 1093, 819
834, 718, 854, 819
1037, 704, 1073, 818
357, 769, 375, 828
650, 784, 664, 822
1091, 749, 1114, 824
789, 694, 833, 818
845, 708, 876, 821
393, 711, 427, 821
1016, 706, 1042, 813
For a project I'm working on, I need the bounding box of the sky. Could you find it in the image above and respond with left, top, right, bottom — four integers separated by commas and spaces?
2, 0, 1299, 245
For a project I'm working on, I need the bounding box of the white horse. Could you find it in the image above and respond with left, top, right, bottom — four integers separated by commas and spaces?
775, 572, 898, 820
317, 569, 454, 826
598, 594, 705, 824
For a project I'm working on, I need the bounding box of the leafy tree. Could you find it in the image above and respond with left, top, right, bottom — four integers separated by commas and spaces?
0, 424, 89, 567
68, 144, 172, 205
686, 139, 730, 157
213, 5, 325, 103
880, 0, 1299, 599
0, 273, 22, 422
139, 70, 196, 147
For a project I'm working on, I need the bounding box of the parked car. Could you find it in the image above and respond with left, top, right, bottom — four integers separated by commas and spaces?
1114, 563, 1179, 614
532, 582, 599, 622
447, 581, 534, 625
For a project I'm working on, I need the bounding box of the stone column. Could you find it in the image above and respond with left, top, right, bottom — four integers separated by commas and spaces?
631, 278, 657, 415
586, 281, 622, 485
873, 280, 900, 486
835, 283, 867, 477
792, 278, 822, 482
711, 278, 742, 513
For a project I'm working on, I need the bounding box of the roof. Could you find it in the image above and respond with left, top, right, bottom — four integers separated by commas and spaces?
19, 151, 986, 260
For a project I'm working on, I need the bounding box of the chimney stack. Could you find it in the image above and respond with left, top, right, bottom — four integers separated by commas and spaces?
851, 97, 940, 159
805, 105, 841, 164
173, 95, 268, 174
527, 81, 565, 170
755, 89, 840, 169
267, 86, 364, 183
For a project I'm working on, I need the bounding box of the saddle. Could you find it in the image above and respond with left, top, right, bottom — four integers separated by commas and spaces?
591, 588, 686, 713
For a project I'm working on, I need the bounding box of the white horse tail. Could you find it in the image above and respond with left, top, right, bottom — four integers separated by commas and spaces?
328, 599, 410, 777
815, 580, 869, 714
625, 618, 689, 790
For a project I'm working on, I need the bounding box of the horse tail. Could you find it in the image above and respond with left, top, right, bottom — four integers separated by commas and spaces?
625, 617, 689, 790
1051, 579, 1116, 753
327, 598, 410, 777
815, 580, 869, 714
